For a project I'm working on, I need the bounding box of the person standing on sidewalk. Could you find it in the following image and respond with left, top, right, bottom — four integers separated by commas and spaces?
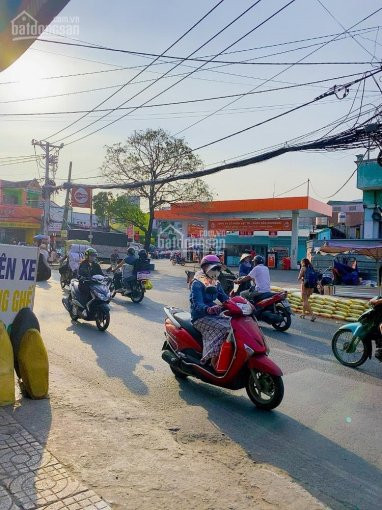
298, 258, 317, 321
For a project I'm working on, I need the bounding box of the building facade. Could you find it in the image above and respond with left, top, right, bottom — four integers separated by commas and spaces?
327, 199, 364, 239
0, 179, 42, 244
356, 154, 382, 239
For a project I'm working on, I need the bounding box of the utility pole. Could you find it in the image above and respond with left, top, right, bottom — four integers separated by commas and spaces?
62, 161, 72, 231
307, 178, 310, 197
31, 139, 64, 238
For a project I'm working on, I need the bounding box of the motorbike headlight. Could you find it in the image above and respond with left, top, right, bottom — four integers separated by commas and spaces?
236, 302, 253, 315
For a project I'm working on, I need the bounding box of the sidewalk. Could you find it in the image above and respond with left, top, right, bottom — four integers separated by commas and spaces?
0, 409, 110, 510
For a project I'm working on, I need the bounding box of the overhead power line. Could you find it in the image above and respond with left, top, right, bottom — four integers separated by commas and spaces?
60, 0, 297, 146
51, 0, 269, 144
174, 4, 382, 136
45, 0, 225, 141
192, 68, 382, 151
59, 122, 382, 192
0, 70, 376, 115
37, 38, 378, 66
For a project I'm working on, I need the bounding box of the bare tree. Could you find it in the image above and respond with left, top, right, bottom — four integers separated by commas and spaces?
101, 128, 212, 249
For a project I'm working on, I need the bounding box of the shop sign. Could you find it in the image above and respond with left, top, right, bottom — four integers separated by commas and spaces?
0, 245, 38, 328
71, 186, 92, 208
208, 218, 292, 231
188, 224, 204, 238
0, 204, 42, 222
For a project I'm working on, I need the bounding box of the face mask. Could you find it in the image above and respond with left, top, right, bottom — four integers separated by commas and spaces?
206, 268, 221, 279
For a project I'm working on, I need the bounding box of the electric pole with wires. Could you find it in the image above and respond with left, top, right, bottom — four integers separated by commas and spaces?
31, 139, 64, 237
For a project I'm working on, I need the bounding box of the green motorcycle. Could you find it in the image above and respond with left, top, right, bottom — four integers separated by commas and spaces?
332, 298, 382, 367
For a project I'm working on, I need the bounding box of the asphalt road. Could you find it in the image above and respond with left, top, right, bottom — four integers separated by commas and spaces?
15, 261, 382, 509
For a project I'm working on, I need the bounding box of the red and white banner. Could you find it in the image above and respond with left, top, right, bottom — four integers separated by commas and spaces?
208, 218, 292, 232
71, 186, 92, 208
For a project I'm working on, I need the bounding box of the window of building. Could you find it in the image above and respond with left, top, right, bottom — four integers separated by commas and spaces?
348, 206, 357, 211
332, 206, 341, 212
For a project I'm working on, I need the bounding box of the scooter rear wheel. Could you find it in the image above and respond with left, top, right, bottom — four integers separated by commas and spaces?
272, 305, 292, 332
130, 283, 144, 303
246, 371, 284, 410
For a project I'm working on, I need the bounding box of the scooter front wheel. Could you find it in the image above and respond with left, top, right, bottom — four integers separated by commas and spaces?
331, 329, 369, 367
246, 371, 284, 410
96, 310, 110, 331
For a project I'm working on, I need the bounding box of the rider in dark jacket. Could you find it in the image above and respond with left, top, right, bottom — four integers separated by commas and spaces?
78, 248, 103, 300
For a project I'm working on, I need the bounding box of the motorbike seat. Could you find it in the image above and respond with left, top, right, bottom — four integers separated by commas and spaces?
250, 291, 273, 304
71, 281, 88, 306
173, 312, 203, 345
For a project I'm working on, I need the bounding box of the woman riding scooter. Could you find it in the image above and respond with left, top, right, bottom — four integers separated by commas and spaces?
190, 255, 230, 369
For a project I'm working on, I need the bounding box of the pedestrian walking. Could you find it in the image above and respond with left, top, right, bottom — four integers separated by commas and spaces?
298, 258, 317, 321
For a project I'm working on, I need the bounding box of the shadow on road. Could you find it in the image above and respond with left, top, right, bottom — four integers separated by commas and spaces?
66, 323, 149, 395
177, 379, 382, 510
265, 323, 382, 380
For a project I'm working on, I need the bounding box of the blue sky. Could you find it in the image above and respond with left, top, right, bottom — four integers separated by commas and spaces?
1, 0, 382, 204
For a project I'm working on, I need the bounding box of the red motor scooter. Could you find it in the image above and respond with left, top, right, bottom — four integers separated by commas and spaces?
231, 287, 292, 332
162, 296, 284, 410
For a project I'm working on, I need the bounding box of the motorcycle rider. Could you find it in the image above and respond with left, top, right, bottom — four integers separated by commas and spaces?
190, 255, 230, 369
78, 248, 104, 302
114, 247, 138, 290
236, 255, 271, 301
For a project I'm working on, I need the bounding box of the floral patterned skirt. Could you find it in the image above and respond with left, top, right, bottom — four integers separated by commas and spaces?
193, 315, 231, 362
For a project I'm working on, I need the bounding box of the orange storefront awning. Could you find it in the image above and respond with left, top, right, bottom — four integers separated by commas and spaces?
155, 196, 332, 221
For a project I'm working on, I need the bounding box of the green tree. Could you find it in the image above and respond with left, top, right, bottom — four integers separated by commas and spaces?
100, 128, 212, 249
92, 191, 114, 226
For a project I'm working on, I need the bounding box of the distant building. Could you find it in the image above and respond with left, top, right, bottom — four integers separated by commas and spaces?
0, 178, 42, 244
356, 154, 382, 239
49, 202, 104, 233
327, 199, 364, 239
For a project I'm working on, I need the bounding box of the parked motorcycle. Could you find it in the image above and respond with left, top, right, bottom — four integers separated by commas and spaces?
109, 269, 148, 303
231, 287, 292, 332
162, 295, 284, 410
332, 297, 382, 367
62, 275, 111, 331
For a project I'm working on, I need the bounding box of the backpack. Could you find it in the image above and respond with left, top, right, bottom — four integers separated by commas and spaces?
304, 266, 318, 288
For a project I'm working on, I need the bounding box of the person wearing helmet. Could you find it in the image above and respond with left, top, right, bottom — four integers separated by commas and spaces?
114, 246, 138, 289
135, 249, 150, 272
190, 254, 230, 369
78, 248, 103, 278
77, 248, 104, 302
236, 254, 271, 300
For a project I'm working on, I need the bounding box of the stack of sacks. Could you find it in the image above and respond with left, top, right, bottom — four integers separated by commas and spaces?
288, 292, 370, 321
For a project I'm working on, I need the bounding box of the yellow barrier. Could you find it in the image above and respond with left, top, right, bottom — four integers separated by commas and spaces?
18, 329, 49, 399
0, 322, 15, 406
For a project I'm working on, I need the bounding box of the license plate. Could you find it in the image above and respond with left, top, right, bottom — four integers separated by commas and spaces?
281, 299, 290, 307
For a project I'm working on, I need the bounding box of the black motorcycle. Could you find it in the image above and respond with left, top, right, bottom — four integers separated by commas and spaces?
109, 269, 146, 303
62, 275, 111, 331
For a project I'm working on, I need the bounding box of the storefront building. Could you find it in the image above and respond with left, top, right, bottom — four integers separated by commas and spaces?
0, 179, 43, 244
155, 196, 332, 269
